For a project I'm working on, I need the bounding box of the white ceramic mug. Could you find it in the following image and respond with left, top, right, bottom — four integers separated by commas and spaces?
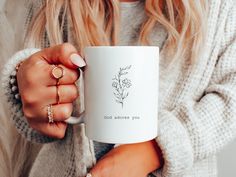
66, 46, 159, 144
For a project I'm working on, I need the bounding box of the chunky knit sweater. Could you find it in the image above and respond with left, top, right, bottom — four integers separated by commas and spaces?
1, 0, 236, 177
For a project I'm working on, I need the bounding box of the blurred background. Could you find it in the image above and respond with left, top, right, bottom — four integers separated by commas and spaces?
0, 0, 236, 176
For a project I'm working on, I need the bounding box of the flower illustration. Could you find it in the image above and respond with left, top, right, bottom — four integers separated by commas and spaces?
112, 65, 132, 108
112, 81, 118, 88
122, 79, 132, 88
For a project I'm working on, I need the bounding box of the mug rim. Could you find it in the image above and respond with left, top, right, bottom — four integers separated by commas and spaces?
85, 46, 159, 49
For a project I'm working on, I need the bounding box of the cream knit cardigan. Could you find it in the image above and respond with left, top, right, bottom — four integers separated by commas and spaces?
1, 0, 236, 177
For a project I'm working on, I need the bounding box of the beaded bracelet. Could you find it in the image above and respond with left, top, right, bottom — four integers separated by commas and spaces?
9, 61, 24, 101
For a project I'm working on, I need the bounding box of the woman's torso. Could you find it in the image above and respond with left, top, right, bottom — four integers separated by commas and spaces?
3, 0, 235, 176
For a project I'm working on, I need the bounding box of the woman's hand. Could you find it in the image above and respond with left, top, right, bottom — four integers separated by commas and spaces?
89, 140, 163, 177
17, 43, 86, 139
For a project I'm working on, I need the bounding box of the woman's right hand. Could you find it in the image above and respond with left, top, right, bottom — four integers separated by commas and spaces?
16, 43, 86, 139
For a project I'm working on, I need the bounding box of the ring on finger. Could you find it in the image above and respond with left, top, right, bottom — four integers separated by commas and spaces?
47, 104, 54, 123
51, 65, 65, 85
56, 85, 60, 104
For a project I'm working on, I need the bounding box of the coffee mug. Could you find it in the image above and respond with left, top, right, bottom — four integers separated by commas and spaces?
65, 46, 159, 144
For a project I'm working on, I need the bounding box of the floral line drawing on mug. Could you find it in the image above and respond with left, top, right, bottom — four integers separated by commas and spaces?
112, 65, 132, 108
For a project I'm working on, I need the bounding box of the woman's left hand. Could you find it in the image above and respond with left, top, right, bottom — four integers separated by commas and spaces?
88, 140, 163, 177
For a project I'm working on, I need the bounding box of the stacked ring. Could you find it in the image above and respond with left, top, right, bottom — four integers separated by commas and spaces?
47, 104, 54, 123
56, 86, 60, 104
51, 65, 65, 104
51, 65, 65, 85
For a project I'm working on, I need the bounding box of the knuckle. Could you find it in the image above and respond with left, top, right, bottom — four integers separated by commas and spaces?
68, 70, 79, 82
27, 56, 42, 70
22, 107, 35, 120
71, 85, 79, 100
60, 105, 72, 118
21, 92, 38, 105
21, 70, 40, 87
59, 43, 75, 56
23, 74, 36, 86
17, 64, 38, 87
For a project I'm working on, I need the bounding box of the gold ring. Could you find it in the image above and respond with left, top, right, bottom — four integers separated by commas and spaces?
51, 65, 65, 85
56, 85, 60, 104
47, 104, 54, 123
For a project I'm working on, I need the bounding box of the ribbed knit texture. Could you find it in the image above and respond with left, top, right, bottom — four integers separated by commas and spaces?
1, 0, 236, 177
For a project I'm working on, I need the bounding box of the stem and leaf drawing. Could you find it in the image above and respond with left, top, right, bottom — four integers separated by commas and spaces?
112, 65, 132, 108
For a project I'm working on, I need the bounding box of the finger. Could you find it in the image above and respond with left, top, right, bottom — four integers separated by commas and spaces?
34, 43, 86, 69
47, 84, 79, 104
46, 64, 80, 85
18, 59, 80, 89
45, 103, 73, 122
21, 84, 78, 109
29, 120, 68, 139
24, 103, 73, 122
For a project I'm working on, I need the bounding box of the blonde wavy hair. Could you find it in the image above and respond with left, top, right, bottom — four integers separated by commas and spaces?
0, 1, 208, 176
27, 0, 208, 62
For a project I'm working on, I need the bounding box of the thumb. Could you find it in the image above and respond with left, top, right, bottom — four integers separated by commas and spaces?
37, 43, 86, 69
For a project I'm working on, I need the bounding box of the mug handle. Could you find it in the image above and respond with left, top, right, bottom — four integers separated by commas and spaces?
64, 68, 85, 125
65, 111, 85, 124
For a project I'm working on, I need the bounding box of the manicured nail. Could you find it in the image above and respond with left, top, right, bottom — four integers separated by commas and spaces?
70, 53, 86, 67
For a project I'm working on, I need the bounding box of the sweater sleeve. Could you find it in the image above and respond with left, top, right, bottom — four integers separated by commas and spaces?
152, 4, 236, 177
1, 48, 59, 143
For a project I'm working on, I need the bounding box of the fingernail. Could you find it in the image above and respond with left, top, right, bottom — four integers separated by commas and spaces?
70, 53, 86, 67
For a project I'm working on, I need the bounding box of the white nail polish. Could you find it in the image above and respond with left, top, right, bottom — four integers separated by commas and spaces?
70, 53, 86, 67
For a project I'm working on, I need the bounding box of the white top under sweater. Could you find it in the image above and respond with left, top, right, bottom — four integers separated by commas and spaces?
1, 0, 236, 177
